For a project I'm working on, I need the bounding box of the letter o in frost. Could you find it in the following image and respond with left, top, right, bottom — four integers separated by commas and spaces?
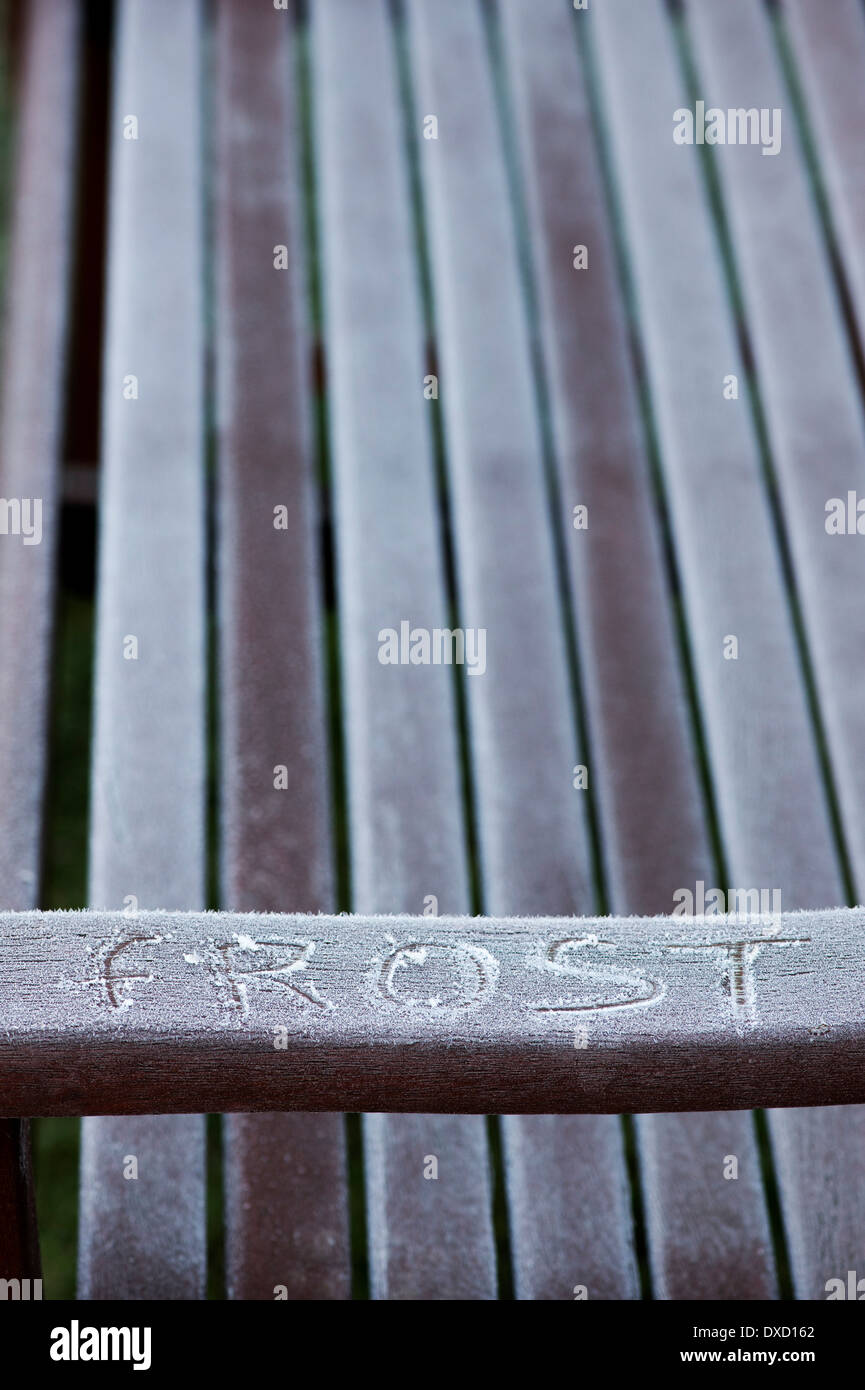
378, 941, 498, 1009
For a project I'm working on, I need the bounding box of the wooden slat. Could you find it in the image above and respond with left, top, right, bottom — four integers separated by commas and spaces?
637, 1111, 777, 1301
364, 1114, 494, 1300
588, 0, 842, 908
77, 0, 206, 1301
404, 0, 636, 1301
214, 0, 349, 1302
0, 0, 80, 1285
0, 0, 78, 909
764, 1105, 865, 1305
684, 0, 865, 919
313, 0, 494, 1299
497, 0, 710, 917
684, 0, 865, 1299
404, 0, 593, 912
1, 907, 864, 1117
498, 0, 776, 1301
783, 0, 865, 362
588, 0, 850, 1301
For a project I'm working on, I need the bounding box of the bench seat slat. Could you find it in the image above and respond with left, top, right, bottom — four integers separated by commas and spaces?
223, 1114, 349, 1301
685, 0, 865, 936
364, 1115, 494, 1300
500, 1115, 637, 1301
406, 0, 594, 914
214, 0, 350, 1301
0, 0, 78, 913
78, 0, 207, 1301
0, 0, 80, 1283
589, 0, 843, 908
637, 1112, 777, 1301
685, 0, 865, 1298
499, 0, 776, 1302
405, 0, 638, 1300
314, 0, 495, 1300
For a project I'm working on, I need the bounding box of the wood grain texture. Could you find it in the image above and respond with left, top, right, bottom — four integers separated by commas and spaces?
0, 0, 78, 912
587, 0, 843, 908
214, 0, 350, 1302
404, 0, 637, 1299
79, 1114, 205, 1302
636, 1110, 776, 1301
78, 0, 206, 1301
498, 0, 710, 916
500, 1113, 637, 1301
223, 1113, 348, 1301
313, 0, 495, 1300
684, 0, 865, 915
591, 0, 860, 1302
0, 0, 80, 1287
364, 1114, 494, 1300
404, 0, 592, 914
685, 0, 865, 1299
0, 906, 860, 1117
498, 0, 776, 1302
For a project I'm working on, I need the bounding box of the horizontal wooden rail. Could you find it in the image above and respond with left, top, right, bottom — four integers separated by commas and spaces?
0, 908, 861, 1116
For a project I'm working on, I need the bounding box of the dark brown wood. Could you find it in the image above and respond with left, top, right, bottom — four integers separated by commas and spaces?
223, 1114, 348, 1301
684, 0, 865, 928
405, 0, 593, 913
364, 1115, 494, 1300
214, 0, 350, 1301
0, 0, 81, 1289
783, 0, 865, 363
684, 0, 865, 1300
589, 0, 857, 1300
4, 0, 863, 1305
588, 0, 843, 907
500, 1115, 637, 1301
499, 0, 711, 916
637, 1111, 777, 1301
0, 905, 861, 1116
313, 0, 495, 1299
0, 0, 78, 909
404, 0, 638, 1300
498, 0, 776, 1301
77, 0, 207, 1301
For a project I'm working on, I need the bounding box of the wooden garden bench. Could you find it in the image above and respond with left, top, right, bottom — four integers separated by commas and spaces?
1, 0, 865, 1301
